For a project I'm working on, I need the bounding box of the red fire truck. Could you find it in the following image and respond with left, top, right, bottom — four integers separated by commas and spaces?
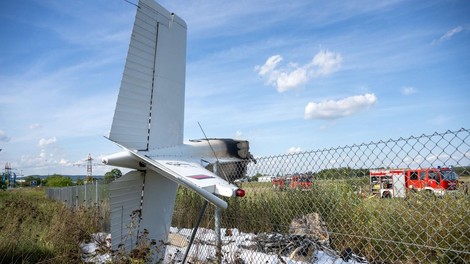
370, 167, 458, 198
272, 175, 313, 190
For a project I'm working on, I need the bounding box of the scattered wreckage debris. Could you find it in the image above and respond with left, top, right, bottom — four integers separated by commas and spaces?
239, 213, 367, 263
85, 213, 367, 263
246, 232, 366, 263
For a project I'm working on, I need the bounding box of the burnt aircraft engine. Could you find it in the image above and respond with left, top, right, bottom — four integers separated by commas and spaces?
190, 138, 256, 182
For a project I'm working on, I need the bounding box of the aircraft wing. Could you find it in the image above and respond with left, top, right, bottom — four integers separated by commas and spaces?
113, 141, 243, 209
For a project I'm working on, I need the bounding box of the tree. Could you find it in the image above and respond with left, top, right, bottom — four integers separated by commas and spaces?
45, 174, 73, 187
104, 168, 123, 183
0, 180, 6, 190
251, 173, 262, 182
76, 178, 84, 185
20, 176, 42, 187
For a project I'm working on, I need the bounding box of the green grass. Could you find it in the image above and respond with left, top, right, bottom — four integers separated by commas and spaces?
0, 188, 102, 263
459, 175, 470, 183
3, 180, 467, 263
172, 179, 470, 263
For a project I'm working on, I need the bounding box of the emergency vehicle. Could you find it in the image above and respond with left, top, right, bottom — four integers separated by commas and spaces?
370, 167, 459, 198
272, 175, 313, 190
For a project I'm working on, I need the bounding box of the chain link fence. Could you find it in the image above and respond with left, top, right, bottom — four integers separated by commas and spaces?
45, 129, 470, 263
45, 181, 110, 232
170, 128, 470, 263
45, 181, 109, 208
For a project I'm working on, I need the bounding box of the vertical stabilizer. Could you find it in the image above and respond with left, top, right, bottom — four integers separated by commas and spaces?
109, 0, 187, 150
109, 170, 178, 260
109, 171, 144, 251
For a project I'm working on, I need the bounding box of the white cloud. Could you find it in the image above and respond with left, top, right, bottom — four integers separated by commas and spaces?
38, 137, 57, 148
235, 131, 243, 138
287, 147, 302, 154
255, 49, 342, 93
255, 55, 282, 76
0, 130, 11, 142
433, 26, 465, 44
401, 86, 417, 95
311, 50, 343, 76
276, 67, 309, 92
441, 26, 463, 40
59, 158, 72, 166
304, 93, 377, 120
29, 123, 41, 129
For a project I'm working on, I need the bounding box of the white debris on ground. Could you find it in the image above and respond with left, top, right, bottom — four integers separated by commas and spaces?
82, 228, 367, 263
164, 227, 366, 264
81, 232, 112, 263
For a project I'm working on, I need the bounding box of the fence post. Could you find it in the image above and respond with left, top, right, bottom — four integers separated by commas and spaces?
214, 161, 222, 263
69, 186, 72, 208
95, 180, 98, 206
75, 186, 78, 209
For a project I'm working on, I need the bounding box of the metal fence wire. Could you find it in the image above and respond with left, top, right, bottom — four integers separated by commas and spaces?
47, 128, 470, 263
170, 128, 469, 264
45, 181, 110, 232
45, 181, 109, 208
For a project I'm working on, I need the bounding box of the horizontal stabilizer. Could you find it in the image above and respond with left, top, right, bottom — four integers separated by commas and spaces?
113, 141, 230, 209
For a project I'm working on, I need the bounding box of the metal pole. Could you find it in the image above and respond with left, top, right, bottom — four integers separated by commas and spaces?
182, 200, 208, 264
75, 186, 78, 209
215, 206, 222, 263
214, 161, 222, 263
121, 205, 124, 244
95, 180, 98, 206
69, 186, 72, 207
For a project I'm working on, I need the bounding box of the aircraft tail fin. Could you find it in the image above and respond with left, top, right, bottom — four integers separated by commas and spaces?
109, 171, 144, 251
109, 0, 187, 150
110, 170, 178, 259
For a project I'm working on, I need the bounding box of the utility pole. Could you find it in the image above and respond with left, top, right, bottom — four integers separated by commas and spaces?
86, 153, 93, 178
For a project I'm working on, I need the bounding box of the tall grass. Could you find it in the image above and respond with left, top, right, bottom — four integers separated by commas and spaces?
172, 180, 470, 263
0, 188, 102, 263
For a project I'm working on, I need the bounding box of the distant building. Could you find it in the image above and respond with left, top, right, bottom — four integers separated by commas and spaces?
258, 176, 275, 182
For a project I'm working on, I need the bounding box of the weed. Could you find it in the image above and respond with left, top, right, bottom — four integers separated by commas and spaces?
0, 188, 101, 263
172, 181, 470, 263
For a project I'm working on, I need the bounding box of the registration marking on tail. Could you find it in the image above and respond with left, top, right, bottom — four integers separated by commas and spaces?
188, 175, 216, 180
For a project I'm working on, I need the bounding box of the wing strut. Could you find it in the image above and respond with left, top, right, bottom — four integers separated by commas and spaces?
182, 200, 209, 263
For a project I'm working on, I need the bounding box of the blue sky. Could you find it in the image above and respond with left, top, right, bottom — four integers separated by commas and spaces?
0, 0, 469, 176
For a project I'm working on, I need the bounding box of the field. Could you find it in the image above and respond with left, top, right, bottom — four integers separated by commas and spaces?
172, 178, 470, 263
0, 188, 102, 263
1, 178, 469, 263
459, 175, 470, 183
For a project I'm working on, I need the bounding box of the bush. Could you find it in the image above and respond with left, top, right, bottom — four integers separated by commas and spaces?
44, 174, 73, 187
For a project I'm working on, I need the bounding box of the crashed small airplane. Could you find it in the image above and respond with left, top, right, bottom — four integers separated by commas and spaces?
101, 0, 253, 256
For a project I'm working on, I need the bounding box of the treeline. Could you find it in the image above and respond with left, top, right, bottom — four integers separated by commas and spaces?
13, 174, 83, 188
314, 167, 369, 179
454, 166, 470, 176
253, 166, 470, 181
3, 169, 123, 188
251, 168, 369, 180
